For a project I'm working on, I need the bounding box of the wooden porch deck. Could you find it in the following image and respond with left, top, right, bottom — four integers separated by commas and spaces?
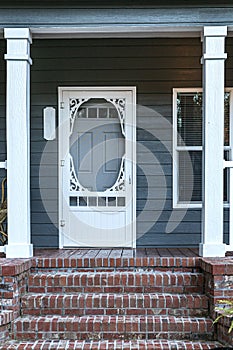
33, 247, 200, 258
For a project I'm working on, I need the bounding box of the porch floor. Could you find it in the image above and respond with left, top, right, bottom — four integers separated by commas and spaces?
27, 247, 232, 270
33, 247, 199, 258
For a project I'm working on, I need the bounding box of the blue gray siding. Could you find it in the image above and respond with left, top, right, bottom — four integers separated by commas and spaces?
1, 5, 233, 28
30, 37, 201, 247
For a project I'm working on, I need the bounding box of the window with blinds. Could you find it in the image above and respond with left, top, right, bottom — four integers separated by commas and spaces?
173, 89, 232, 208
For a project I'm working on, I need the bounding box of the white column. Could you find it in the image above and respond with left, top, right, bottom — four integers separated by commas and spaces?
200, 26, 227, 257
4, 28, 33, 258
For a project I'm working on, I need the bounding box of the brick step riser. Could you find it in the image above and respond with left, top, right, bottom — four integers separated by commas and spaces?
28, 286, 203, 294
13, 317, 214, 342
31, 267, 201, 273
13, 332, 214, 342
21, 308, 209, 317
31, 256, 200, 271
28, 273, 204, 294
21, 294, 209, 317
22, 308, 209, 317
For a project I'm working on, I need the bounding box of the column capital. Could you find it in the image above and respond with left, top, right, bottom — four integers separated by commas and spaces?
4, 28, 32, 43
203, 26, 227, 37
4, 28, 32, 64
202, 26, 227, 63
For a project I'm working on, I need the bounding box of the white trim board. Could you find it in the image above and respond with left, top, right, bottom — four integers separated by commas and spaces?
0, 26, 203, 39
30, 26, 203, 39
0, 24, 233, 39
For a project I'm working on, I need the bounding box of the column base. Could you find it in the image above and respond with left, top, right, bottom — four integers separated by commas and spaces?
5, 243, 33, 258
199, 243, 226, 257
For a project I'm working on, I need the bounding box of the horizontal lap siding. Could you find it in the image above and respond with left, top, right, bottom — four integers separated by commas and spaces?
2, 6, 233, 26
30, 37, 204, 248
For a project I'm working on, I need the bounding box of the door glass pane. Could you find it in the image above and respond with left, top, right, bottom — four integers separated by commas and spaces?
70, 98, 125, 192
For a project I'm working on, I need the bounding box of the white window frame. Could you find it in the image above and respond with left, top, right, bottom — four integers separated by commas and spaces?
173, 87, 233, 209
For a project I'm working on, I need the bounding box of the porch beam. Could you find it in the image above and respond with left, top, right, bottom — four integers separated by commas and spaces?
29, 25, 202, 39
200, 26, 227, 257
4, 28, 33, 258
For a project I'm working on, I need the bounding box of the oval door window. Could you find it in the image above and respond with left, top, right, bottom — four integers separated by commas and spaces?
70, 98, 125, 192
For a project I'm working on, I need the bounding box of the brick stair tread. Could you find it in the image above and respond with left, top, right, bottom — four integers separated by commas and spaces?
28, 271, 203, 280
21, 292, 208, 317
28, 271, 204, 294
1, 339, 223, 350
13, 314, 214, 324
13, 315, 214, 341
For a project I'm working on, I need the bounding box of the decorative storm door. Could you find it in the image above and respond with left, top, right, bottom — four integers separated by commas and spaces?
59, 87, 136, 248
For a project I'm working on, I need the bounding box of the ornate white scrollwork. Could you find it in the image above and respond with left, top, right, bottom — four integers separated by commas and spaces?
108, 155, 125, 192
70, 155, 86, 192
70, 98, 89, 135
107, 98, 126, 136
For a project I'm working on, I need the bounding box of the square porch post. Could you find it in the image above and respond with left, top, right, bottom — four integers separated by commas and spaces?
200, 26, 227, 257
4, 28, 33, 258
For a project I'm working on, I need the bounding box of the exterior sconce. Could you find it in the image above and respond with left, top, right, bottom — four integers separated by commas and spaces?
43, 107, 56, 140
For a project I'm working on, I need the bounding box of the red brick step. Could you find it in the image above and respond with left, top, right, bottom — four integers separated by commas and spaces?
13, 315, 214, 341
2, 339, 223, 350
28, 271, 204, 294
21, 292, 209, 317
31, 253, 200, 271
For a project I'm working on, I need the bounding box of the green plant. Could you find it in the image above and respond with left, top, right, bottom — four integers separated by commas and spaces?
214, 300, 233, 333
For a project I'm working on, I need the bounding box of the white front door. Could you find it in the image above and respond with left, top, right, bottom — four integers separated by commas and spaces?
59, 87, 136, 248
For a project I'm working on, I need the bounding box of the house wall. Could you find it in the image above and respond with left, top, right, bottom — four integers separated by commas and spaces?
1, 37, 233, 247
29, 37, 227, 248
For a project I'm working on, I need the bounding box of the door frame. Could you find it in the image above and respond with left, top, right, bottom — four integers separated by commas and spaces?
58, 86, 137, 248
